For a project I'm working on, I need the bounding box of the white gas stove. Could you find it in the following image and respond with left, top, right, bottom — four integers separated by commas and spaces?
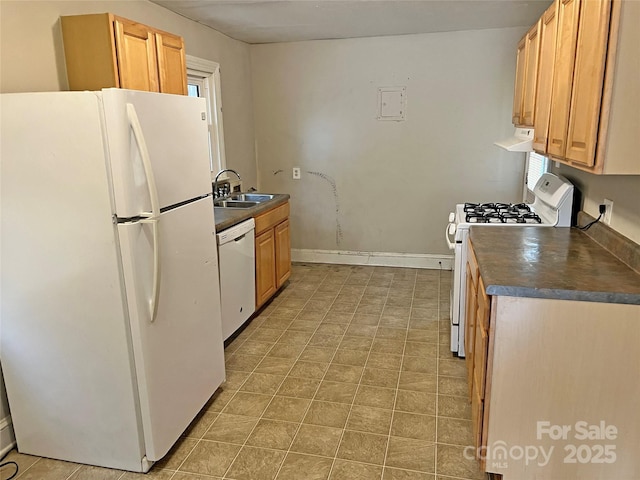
445, 173, 574, 357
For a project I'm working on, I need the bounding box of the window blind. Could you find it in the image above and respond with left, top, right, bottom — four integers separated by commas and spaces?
527, 152, 548, 191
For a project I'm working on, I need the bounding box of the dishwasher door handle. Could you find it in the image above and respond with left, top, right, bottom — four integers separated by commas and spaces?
234, 234, 246, 242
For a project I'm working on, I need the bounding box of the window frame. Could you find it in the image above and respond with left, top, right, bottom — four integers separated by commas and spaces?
186, 55, 227, 179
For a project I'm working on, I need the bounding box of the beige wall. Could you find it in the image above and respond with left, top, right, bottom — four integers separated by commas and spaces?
552, 164, 640, 244
251, 27, 527, 255
0, 0, 258, 188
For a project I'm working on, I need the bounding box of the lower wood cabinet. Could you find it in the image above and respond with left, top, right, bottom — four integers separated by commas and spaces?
465, 239, 492, 468
274, 219, 291, 287
255, 228, 277, 307
465, 238, 640, 478
255, 202, 291, 309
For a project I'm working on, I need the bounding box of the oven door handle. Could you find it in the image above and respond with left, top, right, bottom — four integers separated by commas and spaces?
445, 223, 456, 251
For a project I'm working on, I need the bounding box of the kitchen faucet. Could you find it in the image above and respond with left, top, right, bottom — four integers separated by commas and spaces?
213, 169, 241, 198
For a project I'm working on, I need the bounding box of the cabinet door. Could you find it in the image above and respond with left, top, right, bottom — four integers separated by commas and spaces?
522, 21, 541, 126
512, 35, 527, 125
474, 277, 491, 400
564, 0, 611, 166
464, 262, 477, 400
255, 229, 277, 308
155, 32, 188, 95
113, 17, 159, 92
274, 219, 291, 288
471, 380, 484, 452
533, 2, 559, 153
547, 0, 581, 158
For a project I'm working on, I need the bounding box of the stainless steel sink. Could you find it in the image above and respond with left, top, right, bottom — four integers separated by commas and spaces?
214, 200, 259, 208
229, 193, 275, 202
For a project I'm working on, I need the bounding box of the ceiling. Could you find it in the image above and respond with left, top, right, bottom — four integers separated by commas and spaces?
150, 0, 551, 44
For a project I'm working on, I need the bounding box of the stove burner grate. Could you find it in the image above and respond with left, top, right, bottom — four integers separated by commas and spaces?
464, 207, 543, 224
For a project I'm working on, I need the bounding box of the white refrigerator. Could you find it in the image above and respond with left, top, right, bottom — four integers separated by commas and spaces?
0, 89, 225, 472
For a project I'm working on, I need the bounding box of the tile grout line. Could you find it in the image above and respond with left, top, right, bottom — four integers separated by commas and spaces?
276, 268, 374, 480
327, 271, 398, 480
221, 266, 355, 479
435, 265, 442, 478
163, 268, 304, 479
379, 270, 417, 478
4, 266, 467, 480
219, 270, 330, 478
250, 270, 345, 478
12, 456, 40, 480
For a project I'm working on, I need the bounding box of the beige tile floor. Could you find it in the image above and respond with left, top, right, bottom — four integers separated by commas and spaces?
1, 263, 488, 480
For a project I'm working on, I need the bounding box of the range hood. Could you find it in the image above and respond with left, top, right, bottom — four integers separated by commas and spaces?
495, 127, 534, 152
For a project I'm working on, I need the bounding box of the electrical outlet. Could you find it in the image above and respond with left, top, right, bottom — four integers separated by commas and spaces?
293, 167, 301, 180
603, 199, 613, 225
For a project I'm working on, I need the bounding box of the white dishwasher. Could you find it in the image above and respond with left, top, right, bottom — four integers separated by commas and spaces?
216, 218, 256, 340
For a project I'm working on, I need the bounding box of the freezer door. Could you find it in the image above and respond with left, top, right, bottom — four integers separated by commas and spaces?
102, 89, 213, 217
118, 197, 225, 460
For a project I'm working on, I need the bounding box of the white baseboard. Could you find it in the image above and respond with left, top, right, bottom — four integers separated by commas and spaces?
291, 249, 453, 270
0, 415, 16, 458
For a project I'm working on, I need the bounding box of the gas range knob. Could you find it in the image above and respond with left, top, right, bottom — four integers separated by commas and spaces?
448, 212, 455, 222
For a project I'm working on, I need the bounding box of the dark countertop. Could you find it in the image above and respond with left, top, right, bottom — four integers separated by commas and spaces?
469, 227, 640, 305
214, 193, 290, 232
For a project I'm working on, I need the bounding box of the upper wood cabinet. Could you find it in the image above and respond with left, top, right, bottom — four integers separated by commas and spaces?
521, 21, 541, 126
547, 0, 581, 158
533, 0, 639, 174
512, 36, 527, 125
564, 0, 611, 166
113, 17, 159, 93
512, 22, 541, 127
155, 32, 188, 95
61, 13, 187, 95
532, 2, 559, 152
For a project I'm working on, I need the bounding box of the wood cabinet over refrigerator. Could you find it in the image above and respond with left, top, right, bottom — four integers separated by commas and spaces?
527, 0, 640, 174
61, 13, 187, 95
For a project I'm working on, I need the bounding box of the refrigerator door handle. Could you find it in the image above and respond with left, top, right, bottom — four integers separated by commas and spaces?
127, 103, 161, 322
139, 217, 161, 322
126, 103, 160, 219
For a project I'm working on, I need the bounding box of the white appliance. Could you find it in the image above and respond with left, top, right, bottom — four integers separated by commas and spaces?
0, 89, 225, 472
445, 173, 574, 357
216, 218, 256, 340
494, 127, 534, 152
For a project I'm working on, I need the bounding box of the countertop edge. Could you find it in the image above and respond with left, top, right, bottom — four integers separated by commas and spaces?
470, 226, 640, 306
214, 194, 290, 232
485, 285, 640, 305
